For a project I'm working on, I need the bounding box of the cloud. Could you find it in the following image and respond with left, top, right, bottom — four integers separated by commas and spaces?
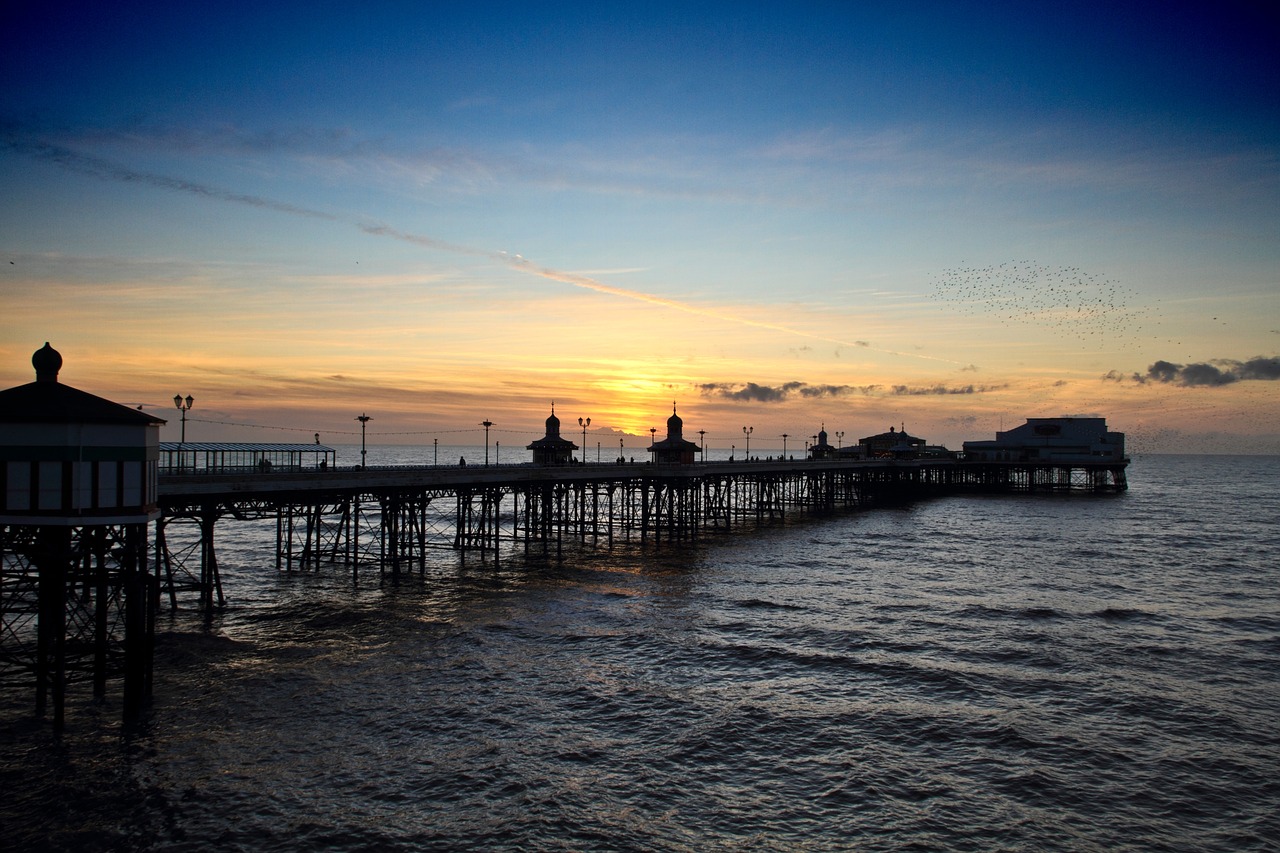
891, 384, 996, 396
1180, 363, 1236, 387
1125, 356, 1280, 386
700, 382, 809, 403
699, 381, 1004, 402
1237, 357, 1280, 380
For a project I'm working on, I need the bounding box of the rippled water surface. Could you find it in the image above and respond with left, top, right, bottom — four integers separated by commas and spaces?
4, 454, 1279, 851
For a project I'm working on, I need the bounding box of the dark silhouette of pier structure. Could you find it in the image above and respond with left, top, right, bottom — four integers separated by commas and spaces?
4, 453, 1127, 726
155, 455, 1128, 608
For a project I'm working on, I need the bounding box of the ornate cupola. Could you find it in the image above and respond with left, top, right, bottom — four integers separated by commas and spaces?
33, 341, 63, 382
667, 406, 685, 441
544, 404, 563, 438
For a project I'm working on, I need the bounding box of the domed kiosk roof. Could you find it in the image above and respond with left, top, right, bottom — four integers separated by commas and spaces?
0, 343, 166, 426
649, 403, 701, 457
527, 403, 577, 451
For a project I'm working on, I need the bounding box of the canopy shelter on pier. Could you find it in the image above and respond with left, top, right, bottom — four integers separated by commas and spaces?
160, 442, 337, 474
527, 405, 577, 465
648, 405, 702, 464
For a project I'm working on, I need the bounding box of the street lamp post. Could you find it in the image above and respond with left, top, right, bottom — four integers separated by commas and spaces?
836, 431, 845, 450
650, 427, 656, 445
698, 429, 706, 462
781, 433, 789, 460
173, 394, 194, 442
480, 420, 494, 466
433, 438, 438, 466
173, 394, 193, 474
742, 426, 753, 461
356, 413, 371, 468
578, 417, 591, 465
619, 437, 624, 462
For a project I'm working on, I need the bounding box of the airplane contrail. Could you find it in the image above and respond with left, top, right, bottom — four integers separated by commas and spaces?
9, 134, 962, 365
361, 221, 964, 364
361, 222, 869, 346
6, 136, 339, 221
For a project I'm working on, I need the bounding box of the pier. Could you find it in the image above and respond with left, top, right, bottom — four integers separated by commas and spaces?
154, 456, 1128, 606
2, 453, 1126, 727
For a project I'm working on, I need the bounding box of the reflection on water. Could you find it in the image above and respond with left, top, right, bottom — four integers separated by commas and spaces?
3, 455, 1279, 851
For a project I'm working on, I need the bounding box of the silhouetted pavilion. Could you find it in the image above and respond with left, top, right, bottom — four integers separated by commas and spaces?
859, 425, 926, 459
647, 404, 701, 464
526, 404, 577, 465
808, 424, 836, 460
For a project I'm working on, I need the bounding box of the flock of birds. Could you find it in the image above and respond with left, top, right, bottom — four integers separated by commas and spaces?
928, 260, 1278, 452
929, 260, 1151, 348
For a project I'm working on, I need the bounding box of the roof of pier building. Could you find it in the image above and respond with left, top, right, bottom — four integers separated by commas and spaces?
159, 442, 337, 473
859, 425, 926, 458
962, 417, 1125, 461
0, 343, 166, 427
648, 404, 701, 463
0, 344, 165, 525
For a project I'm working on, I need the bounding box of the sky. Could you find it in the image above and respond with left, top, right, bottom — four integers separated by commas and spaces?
2, 1, 1278, 455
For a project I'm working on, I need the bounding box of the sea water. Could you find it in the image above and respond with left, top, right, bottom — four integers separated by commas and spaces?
2, 453, 1278, 851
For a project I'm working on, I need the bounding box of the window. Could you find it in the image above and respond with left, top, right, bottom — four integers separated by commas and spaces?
38, 461, 62, 510
98, 461, 118, 508
6, 462, 30, 510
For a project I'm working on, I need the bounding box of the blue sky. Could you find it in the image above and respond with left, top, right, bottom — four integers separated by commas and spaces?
2, 2, 1278, 452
